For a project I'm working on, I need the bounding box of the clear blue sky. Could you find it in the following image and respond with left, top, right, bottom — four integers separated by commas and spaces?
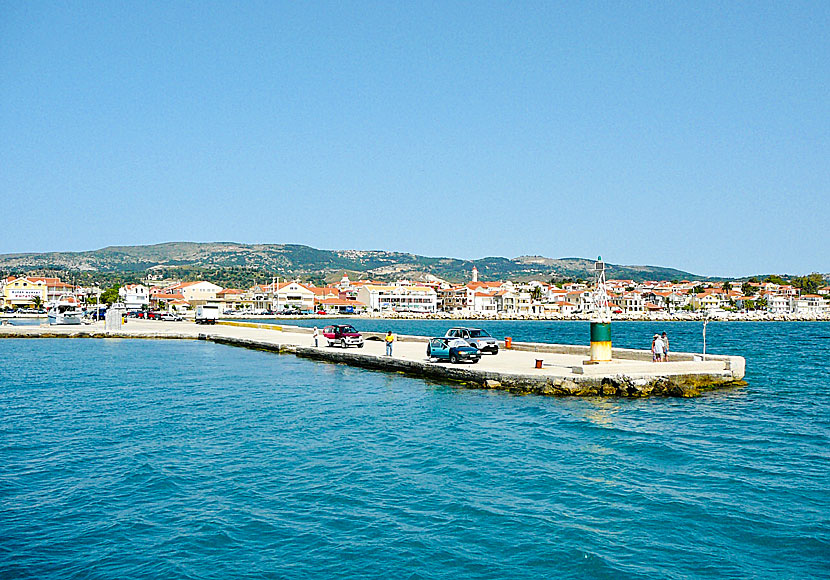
1, 2, 827, 277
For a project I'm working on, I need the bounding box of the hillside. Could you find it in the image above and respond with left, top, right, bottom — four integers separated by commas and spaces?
0, 242, 703, 284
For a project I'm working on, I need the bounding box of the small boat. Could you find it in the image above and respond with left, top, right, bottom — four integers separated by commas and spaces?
47, 296, 84, 325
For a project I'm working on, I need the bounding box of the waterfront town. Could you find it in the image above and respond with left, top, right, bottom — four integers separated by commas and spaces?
2, 266, 828, 320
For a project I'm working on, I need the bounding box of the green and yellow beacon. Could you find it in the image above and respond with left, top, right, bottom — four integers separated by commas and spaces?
587, 256, 612, 363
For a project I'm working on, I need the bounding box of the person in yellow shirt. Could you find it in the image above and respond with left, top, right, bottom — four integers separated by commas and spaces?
385, 331, 395, 356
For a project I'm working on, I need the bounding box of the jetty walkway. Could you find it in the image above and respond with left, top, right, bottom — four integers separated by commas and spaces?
0, 320, 746, 397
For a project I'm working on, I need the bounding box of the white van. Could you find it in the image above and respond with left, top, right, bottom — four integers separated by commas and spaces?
195, 304, 219, 325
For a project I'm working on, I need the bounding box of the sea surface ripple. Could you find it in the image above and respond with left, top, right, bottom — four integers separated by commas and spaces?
1, 321, 828, 579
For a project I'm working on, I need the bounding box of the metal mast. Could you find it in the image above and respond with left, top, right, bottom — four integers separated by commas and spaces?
590, 256, 611, 323
587, 256, 613, 363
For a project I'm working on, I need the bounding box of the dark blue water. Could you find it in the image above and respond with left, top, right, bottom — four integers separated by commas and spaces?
1, 323, 829, 579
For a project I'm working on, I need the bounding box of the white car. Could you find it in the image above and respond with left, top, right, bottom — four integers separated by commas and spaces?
444, 327, 499, 354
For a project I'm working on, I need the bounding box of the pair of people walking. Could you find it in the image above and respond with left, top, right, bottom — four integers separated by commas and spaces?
652, 331, 670, 362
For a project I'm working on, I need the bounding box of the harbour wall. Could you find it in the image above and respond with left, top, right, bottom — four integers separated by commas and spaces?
0, 323, 746, 398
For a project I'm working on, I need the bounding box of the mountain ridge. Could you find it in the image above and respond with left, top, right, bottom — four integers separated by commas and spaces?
0, 241, 704, 284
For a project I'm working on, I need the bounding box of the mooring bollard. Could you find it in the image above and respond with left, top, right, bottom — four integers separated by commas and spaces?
505, 337, 512, 349
535, 359, 543, 369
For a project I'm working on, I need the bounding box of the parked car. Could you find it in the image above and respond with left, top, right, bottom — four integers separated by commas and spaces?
322, 324, 364, 348
444, 327, 499, 354
88, 307, 107, 320
427, 337, 481, 364
160, 312, 183, 321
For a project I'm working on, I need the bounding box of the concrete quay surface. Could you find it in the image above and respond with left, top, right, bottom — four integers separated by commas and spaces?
0, 320, 746, 397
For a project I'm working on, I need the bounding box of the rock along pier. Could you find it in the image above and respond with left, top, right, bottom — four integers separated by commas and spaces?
0, 320, 746, 397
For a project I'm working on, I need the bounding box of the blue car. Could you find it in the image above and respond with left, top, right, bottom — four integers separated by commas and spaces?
426, 337, 481, 364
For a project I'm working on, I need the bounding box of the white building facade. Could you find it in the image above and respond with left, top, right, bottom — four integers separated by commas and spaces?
356, 285, 437, 313
119, 284, 150, 310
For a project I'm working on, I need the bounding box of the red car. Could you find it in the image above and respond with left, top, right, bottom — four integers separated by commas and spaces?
322, 325, 364, 348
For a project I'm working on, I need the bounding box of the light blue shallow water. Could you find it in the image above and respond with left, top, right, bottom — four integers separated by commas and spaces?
1, 322, 829, 579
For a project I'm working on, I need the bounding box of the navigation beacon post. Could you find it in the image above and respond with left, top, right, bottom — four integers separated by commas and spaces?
588, 256, 612, 363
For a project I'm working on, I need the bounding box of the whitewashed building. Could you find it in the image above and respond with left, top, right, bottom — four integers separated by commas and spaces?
795, 295, 827, 317
118, 284, 150, 310
356, 284, 437, 313
166, 281, 224, 307
471, 292, 498, 314
622, 292, 645, 313
767, 295, 794, 315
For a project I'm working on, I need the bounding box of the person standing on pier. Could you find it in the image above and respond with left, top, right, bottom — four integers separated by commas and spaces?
652, 334, 665, 362
661, 332, 670, 362
385, 331, 395, 356
312, 326, 319, 347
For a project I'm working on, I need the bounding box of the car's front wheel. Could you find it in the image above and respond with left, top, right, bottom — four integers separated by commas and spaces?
341, 339, 347, 348
449, 353, 458, 364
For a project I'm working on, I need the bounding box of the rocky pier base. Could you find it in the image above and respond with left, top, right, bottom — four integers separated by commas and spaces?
205, 335, 745, 398
0, 322, 746, 398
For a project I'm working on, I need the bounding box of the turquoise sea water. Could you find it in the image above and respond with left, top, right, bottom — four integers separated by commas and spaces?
1, 322, 829, 579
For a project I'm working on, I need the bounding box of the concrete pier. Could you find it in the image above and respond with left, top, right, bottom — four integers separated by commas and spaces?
0, 320, 746, 397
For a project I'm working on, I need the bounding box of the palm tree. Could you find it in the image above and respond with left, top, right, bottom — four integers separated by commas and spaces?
31, 296, 43, 310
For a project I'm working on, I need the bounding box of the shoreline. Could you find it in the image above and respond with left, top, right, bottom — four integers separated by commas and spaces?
4, 312, 829, 322
228, 312, 830, 322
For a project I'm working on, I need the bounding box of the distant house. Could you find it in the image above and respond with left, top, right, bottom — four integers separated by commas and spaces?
248, 281, 317, 312
622, 292, 645, 313
691, 291, 726, 311
356, 284, 437, 313
166, 281, 223, 307
315, 297, 367, 314
217, 288, 248, 311
150, 292, 186, 310
119, 284, 149, 310
468, 292, 497, 314
275, 281, 316, 311
795, 295, 828, 317
437, 285, 469, 312
2, 277, 48, 309
34, 278, 77, 303
494, 290, 532, 314
767, 295, 793, 315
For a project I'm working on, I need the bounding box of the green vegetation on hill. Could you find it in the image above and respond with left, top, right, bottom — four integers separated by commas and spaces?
0, 241, 711, 284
